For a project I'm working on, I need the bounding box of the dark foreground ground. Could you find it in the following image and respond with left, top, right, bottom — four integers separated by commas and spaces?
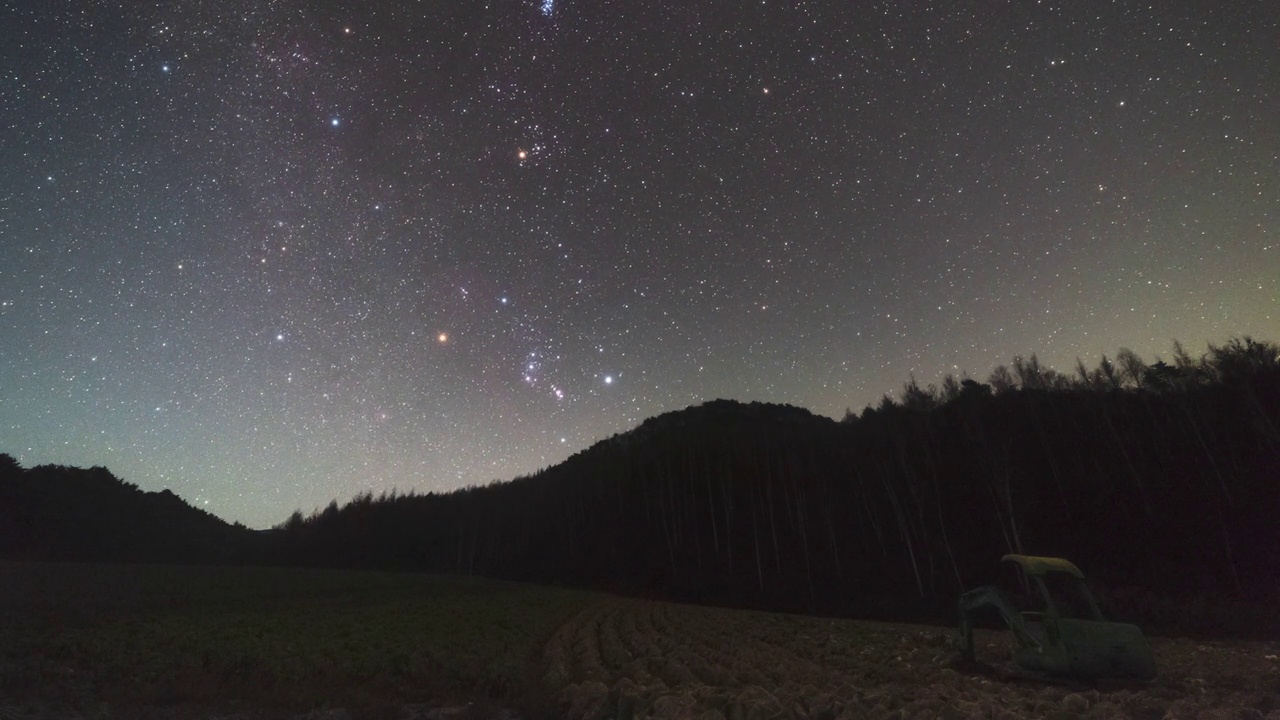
1, 561, 1277, 719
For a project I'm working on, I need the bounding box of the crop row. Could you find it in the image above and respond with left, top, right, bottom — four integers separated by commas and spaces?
543, 598, 967, 719
541, 597, 1280, 720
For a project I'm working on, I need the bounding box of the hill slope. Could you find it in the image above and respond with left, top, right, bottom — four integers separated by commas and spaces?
268, 342, 1280, 638
0, 455, 258, 564
6, 338, 1279, 639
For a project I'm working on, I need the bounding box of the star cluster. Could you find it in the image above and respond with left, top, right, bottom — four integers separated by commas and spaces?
1, 1, 1275, 527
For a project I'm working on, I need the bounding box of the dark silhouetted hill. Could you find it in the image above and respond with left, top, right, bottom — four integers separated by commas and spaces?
0, 457, 258, 564
265, 337, 1280, 639
5, 337, 1278, 639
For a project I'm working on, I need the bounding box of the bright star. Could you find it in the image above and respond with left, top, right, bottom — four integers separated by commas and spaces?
604, 375, 613, 385
161, 64, 170, 73
330, 118, 341, 127
437, 332, 449, 344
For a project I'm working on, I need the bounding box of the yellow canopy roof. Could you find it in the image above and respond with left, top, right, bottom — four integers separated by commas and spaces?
1001, 554, 1085, 579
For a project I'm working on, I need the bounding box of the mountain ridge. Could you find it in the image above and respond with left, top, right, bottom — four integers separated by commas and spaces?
3, 337, 1278, 639
0, 456, 259, 564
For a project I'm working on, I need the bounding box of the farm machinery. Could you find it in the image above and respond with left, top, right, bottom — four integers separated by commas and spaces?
952, 554, 1157, 682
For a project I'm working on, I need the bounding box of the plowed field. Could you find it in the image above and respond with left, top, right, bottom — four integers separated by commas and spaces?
543, 598, 1280, 720
5, 562, 1278, 719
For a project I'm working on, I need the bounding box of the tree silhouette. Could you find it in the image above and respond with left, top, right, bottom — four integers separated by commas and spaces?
6, 336, 1278, 640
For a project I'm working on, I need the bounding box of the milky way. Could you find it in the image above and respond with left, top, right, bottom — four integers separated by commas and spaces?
2, 1, 1275, 528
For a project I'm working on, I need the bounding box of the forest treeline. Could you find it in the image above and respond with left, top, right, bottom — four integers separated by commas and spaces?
0, 455, 258, 564
3, 336, 1277, 638
266, 336, 1280, 638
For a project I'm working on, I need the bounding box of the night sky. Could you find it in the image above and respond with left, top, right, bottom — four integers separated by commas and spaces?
2, 1, 1275, 529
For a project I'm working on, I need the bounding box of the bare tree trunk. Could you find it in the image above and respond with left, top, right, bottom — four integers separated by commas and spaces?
926, 440, 964, 589
751, 478, 764, 593
721, 460, 734, 571
787, 449, 815, 607
666, 458, 681, 549
765, 455, 783, 578
854, 468, 886, 559
1030, 407, 1072, 519
468, 522, 477, 576
685, 450, 704, 574
704, 457, 720, 557
1180, 401, 1233, 507
656, 461, 678, 580
796, 491, 815, 607
988, 484, 1016, 556
457, 520, 464, 574
991, 465, 1025, 557
1104, 402, 1154, 517
881, 464, 924, 598
825, 500, 843, 581
1221, 520, 1244, 597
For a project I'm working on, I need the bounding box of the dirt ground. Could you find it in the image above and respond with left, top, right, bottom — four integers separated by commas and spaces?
546, 598, 1280, 720
3, 594, 1276, 719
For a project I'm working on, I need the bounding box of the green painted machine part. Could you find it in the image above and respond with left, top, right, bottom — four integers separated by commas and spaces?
955, 554, 1157, 682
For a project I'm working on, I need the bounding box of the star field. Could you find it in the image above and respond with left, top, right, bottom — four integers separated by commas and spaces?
2, 1, 1276, 528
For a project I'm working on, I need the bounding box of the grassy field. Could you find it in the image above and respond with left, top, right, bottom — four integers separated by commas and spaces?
0, 561, 595, 717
